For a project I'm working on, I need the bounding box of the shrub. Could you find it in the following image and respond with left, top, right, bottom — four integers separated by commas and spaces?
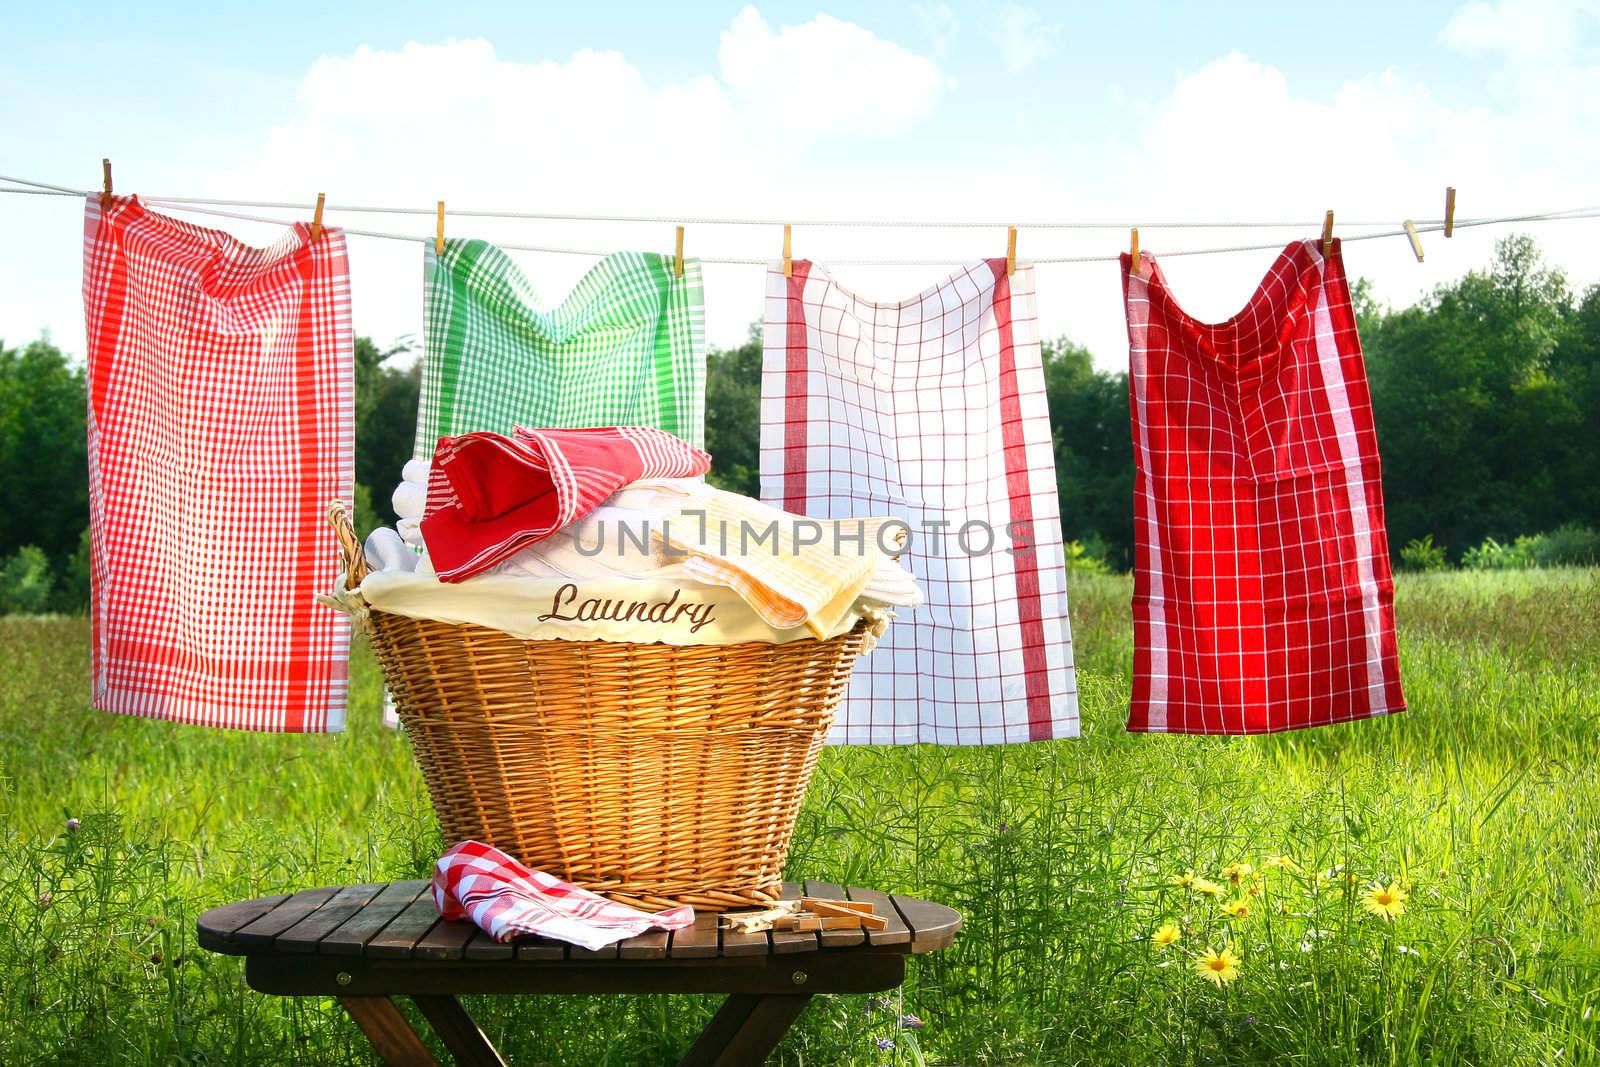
1399, 535, 1450, 572
1529, 523, 1600, 567
1461, 526, 1600, 570
0, 545, 54, 614
1065, 539, 1113, 575
50, 528, 91, 614
1461, 536, 1537, 570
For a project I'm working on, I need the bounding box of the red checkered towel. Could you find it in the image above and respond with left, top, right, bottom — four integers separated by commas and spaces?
1123, 239, 1406, 734
82, 196, 353, 732
760, 260, 1078, 744
420, 426, 710, 582
432, 841, 694, 951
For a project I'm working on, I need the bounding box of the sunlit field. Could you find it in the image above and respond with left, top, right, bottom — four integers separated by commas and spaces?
2, 569, 1596, 1065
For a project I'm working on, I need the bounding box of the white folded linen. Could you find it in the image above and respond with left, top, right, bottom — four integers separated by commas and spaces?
392, 480, 426, 521
401, 458, 430, 485
364, 527, 418, 574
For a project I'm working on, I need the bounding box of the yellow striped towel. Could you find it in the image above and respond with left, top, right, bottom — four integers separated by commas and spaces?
657, 488, 907, 638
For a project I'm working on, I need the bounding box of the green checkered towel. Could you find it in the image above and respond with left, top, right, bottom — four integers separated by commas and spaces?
416, 241, 705, 458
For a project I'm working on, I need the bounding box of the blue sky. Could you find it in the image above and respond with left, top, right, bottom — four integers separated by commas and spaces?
3, 1, 1597, 364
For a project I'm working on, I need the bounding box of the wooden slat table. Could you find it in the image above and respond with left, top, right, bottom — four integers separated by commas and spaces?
198, 879, 960, 1067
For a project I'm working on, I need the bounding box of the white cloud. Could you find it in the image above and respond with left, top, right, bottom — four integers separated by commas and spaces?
989, 4, 1061, 74
1441, 0, 1591, 62
1099, 38, 1600, 351
718, 6, 944, 134
914, 3, 961, 56
250, 38, 745, 205
190, 14, 946, 361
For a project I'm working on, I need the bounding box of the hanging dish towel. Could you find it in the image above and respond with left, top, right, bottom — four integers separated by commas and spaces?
418, 243, 706, 455
760, 260, 1078, 744
421, 427, 711, 581
82, 196, 353, 732
1122, 240, 1406, 733
433, 841, 694, 951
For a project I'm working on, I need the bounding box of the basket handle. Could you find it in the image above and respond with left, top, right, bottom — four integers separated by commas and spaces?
326, 499, 370, 588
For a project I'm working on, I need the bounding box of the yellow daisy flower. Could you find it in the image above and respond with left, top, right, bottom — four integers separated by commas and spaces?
1361, 882, 1408, 921
1151, 922, 1182, 948
1172, 871, 1196, 888
1220, 897, 1252, 920
1264, 855, 1299, 871
1221, 862, 1255, 886
1245, 883, 1262, 897
1191, 877, 1225, 897
1193, 945, 1242, 986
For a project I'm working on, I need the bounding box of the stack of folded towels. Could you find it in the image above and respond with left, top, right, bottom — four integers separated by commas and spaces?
355, 426, 921, 644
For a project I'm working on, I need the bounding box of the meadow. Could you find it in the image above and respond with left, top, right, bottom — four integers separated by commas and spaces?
1, 568, 1597, 1066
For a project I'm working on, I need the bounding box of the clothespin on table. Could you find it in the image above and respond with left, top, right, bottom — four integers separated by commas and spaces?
1006, 225, 1017, 277
435, 201, 446, 256
1402, 219, 1424, 262
101, 159, 113, 209
1444, 186, 1456, 238
673, 225, 685, 278
309, 193, 326, 243
782, 224, 792, 277
802, 897, 888, 930
1321, 210, 1335, 257
1129, 227, 1141, 275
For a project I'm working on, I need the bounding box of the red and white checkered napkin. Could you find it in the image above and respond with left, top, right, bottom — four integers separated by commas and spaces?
81, 196, 353, 732
759, 260, 1078, 745
421, 426, 710, 581
1122, 240, 1406, 734
432, 842, 694, 951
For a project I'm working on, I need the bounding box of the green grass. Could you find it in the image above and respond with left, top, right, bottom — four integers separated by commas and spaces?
2, 568, 1598, 1065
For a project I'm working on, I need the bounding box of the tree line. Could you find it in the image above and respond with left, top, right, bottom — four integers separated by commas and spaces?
2, 235, 1596, 612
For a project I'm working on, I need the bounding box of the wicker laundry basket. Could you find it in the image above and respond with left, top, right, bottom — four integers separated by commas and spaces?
329, 504, 867, 911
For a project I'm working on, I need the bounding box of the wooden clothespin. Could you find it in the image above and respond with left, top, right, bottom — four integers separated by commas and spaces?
673, 225, 685, 278
1444, 186, 1456, 238
435, 201, 446, 256
309, 193, 326, 243
801, 897, 888, 930
1129, 227, 1140, 274
782, 224, 793, 278
1402, 219, 1424, 262
101, 159, 113, 209
1006, 225, 1017, 277
1321, 210, 1335, 257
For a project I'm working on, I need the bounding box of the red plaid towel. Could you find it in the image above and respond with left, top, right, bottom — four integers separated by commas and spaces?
432, 841, 694, 951
760, 260, 1078, 744
82, 196, 353, 732
1123, 240, 1406, 734
421, 426, 710, 581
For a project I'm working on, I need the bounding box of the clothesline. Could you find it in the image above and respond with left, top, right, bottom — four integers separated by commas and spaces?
5, 171, 1599, 266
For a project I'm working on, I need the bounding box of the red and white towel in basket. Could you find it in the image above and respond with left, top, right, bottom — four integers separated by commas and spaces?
82, 196, 353, 732
433, 841, 695, 951
421, 426, 710, 581
760, 260, 1078, 744
1122, 240, 1406, 733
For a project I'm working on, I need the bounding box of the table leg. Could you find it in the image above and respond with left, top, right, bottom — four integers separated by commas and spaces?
338, 996, 440, 1067
412, 995, 508, 1067
677, 993, 814, 1067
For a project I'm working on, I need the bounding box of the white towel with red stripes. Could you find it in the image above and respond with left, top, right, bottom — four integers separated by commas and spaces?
433, 841, 694, 951
759, 260, 1078, 743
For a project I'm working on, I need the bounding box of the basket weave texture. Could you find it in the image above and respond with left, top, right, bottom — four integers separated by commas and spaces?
330, 504, 865, 911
